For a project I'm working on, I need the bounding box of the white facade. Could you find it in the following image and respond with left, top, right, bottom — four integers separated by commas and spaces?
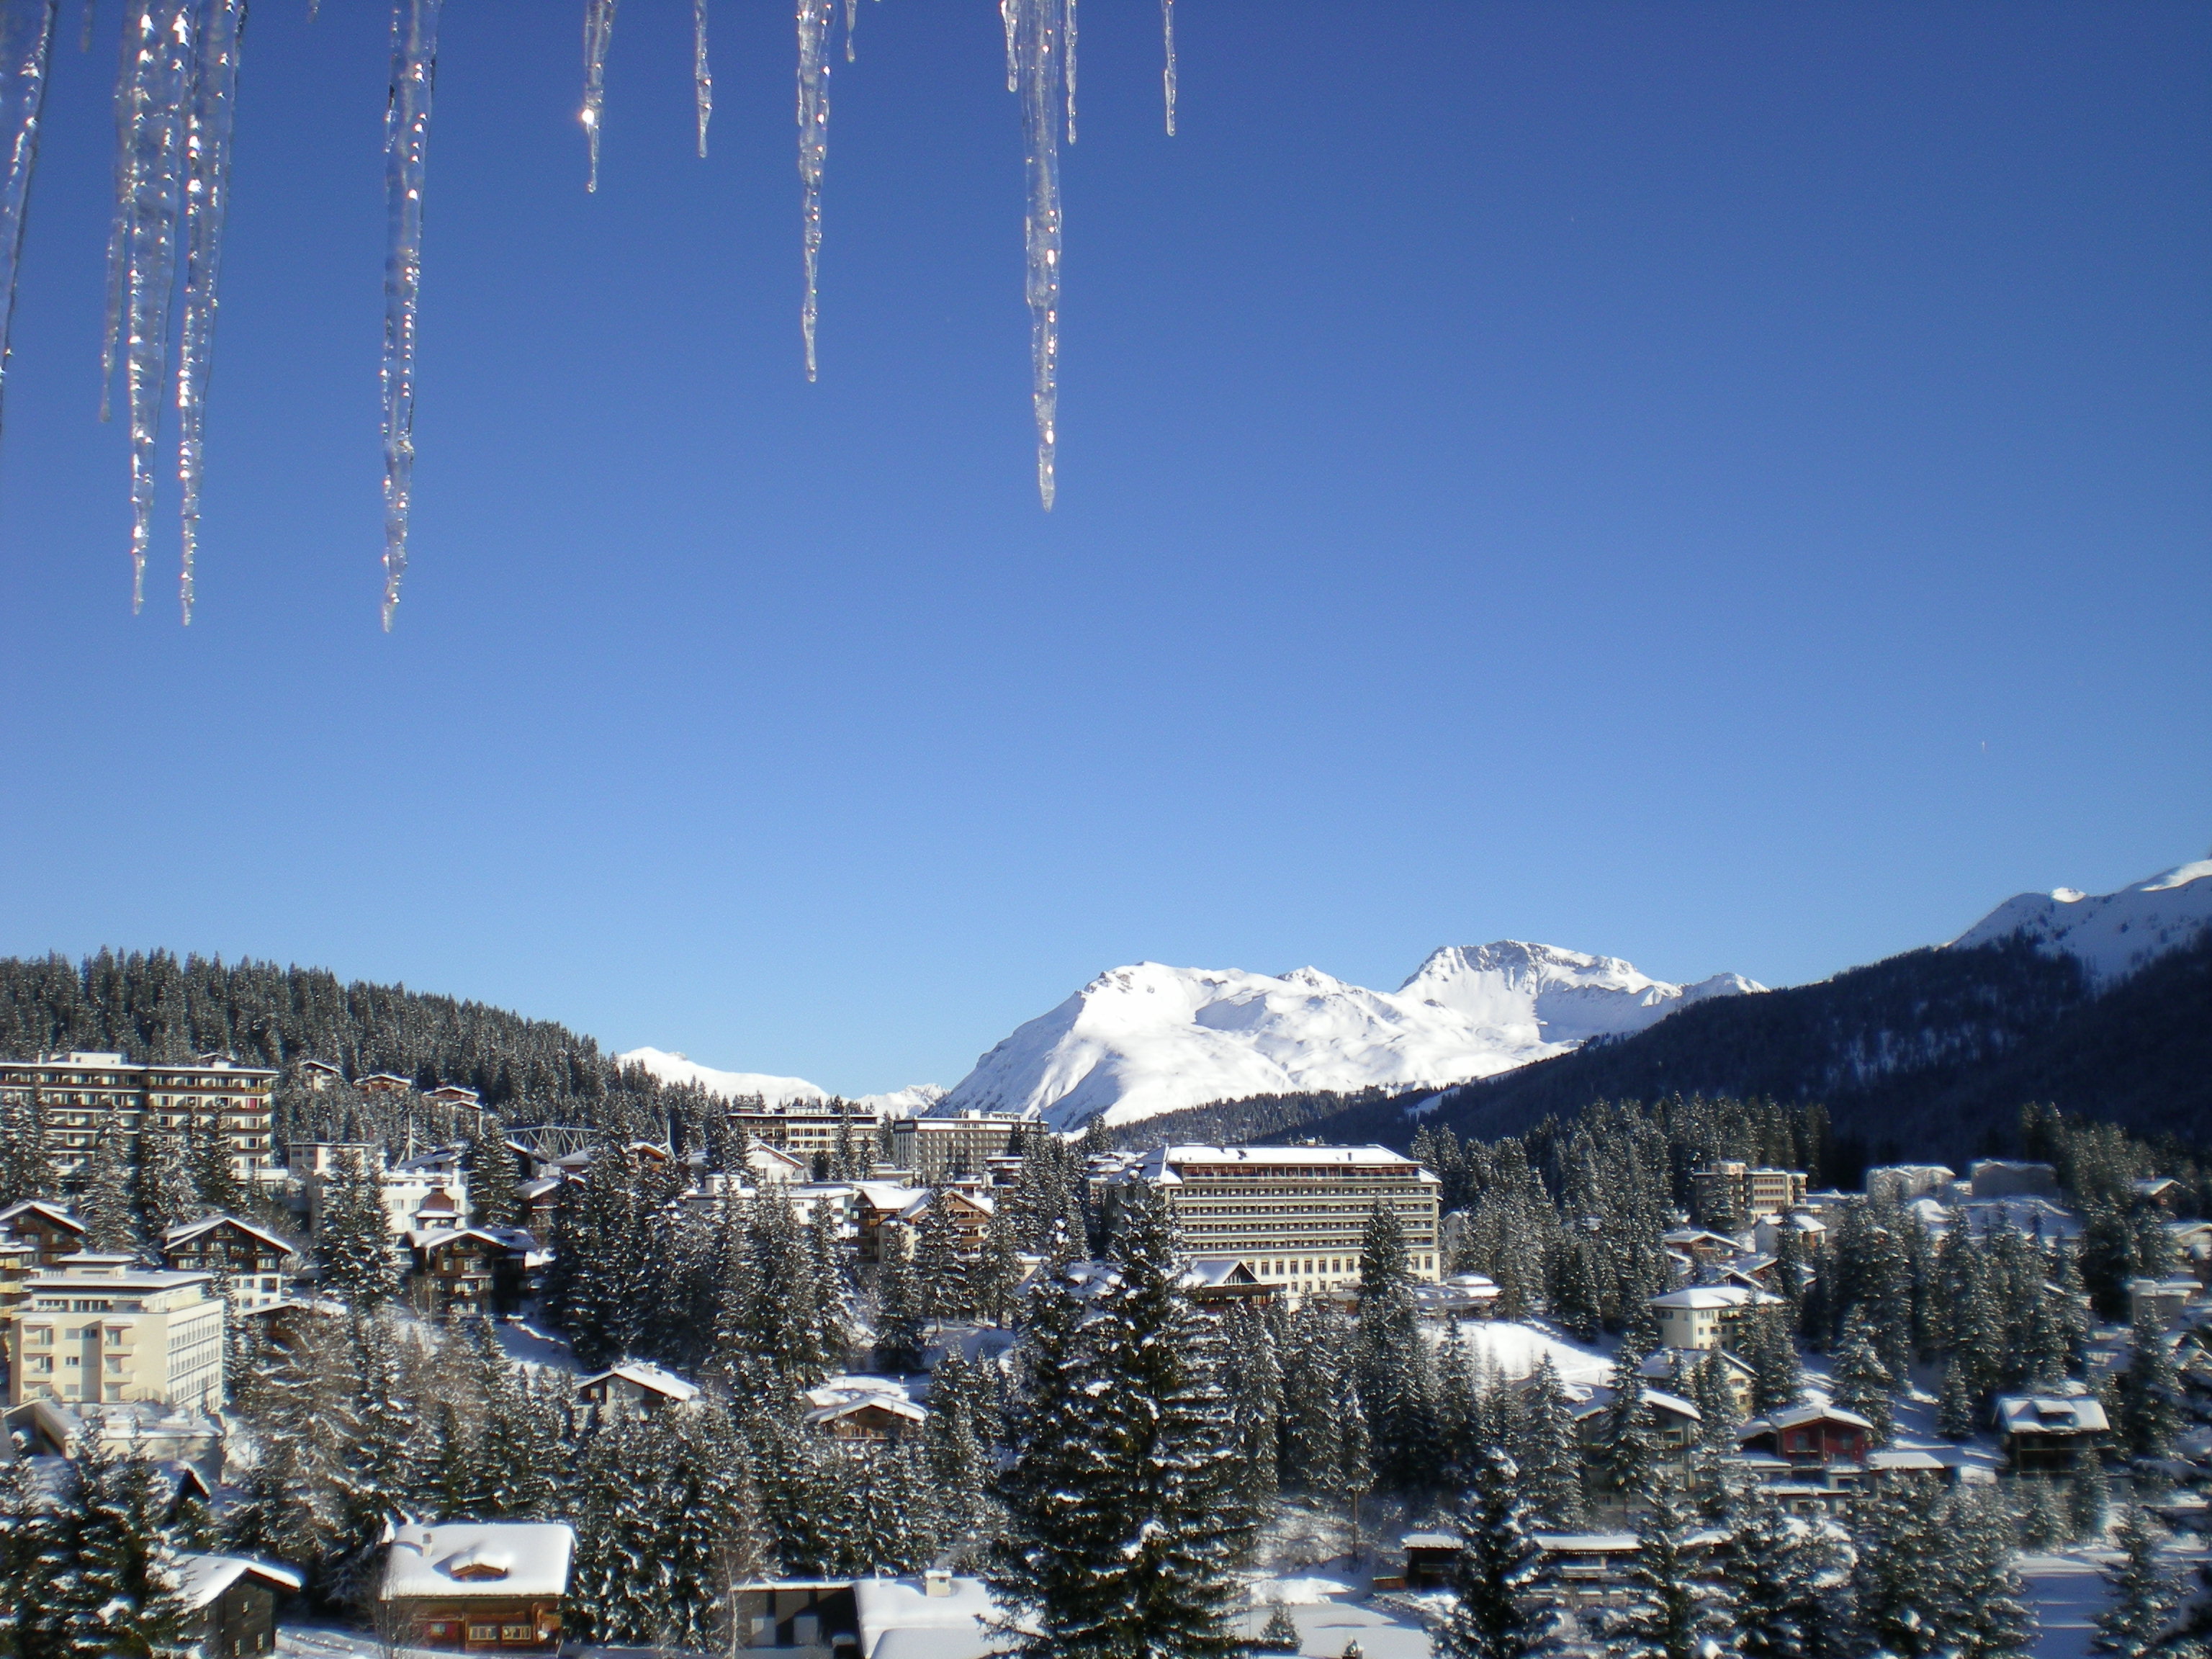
6, 1254, 225, 1410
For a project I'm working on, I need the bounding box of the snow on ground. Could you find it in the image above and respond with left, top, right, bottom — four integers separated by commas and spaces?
493, 1316, 579, 1374
2020, 1552, 2113, 1659
1449, 1318, 1614, 1385
1231, 1573, 1434, 1659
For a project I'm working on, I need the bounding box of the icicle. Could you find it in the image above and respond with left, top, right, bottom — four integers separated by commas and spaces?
580, 0, 614, 192
0, 0, 60, 445
76, 0, 91, 51
1007, 0, 1065, 509
1063, 0, 1074, 144
174, 0, 241, 624
999, 0, 1013, 92
1160, 0, 1175, 136
842, 0, 853, 63
795, 0, 830, 381
98, 10, 137, 426
380, 0, 439, 631
119, 1, 191, 613
691, 0, 709, 158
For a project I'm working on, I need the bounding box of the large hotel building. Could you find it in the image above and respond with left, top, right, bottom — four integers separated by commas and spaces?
0, 1052, 279, 1184
1103, 1144, 1443, 1297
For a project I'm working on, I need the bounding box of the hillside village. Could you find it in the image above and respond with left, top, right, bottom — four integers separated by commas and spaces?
4, 1046, 2212, 1659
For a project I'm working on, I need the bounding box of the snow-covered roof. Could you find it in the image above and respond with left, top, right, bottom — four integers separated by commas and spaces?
1997, 1395, 2110, 1436
1178, 1258, 1263, 1288
162, 1215, 297, 1254
1143, 1145, 1434, 1184
853, 1573, 1004, 1659
1741, 1403, 1875, 1435
854, 1182, 929, 1211
174, 1553, 303, 1611
1647, 1285, 1780, 1310
1866, 1450, 1948, 1472
0, 1200, 85, 1233
804, 1375, 930, 1428
1534, 1533, 1638, 1553
379, 1521, 575, 1601
575, 1362, 700, 1403
1399, 1532, 1463, 1550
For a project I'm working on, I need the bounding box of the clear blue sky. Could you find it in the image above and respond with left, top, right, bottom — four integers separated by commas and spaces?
0, 2, 2204, 1094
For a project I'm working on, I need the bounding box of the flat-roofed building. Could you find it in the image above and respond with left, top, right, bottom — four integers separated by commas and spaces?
0, 1052, 277, 1185
1103, 1145, 1443, 1296
730, 1106, 881, 1166
1689, 1163, 1807, 1227
6, 1253, 225, 1410
890, 1112, 1036, 1183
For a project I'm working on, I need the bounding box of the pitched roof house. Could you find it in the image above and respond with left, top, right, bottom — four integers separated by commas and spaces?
379, 1521, 575, 1653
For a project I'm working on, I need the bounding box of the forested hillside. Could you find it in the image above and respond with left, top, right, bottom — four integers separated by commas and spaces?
0, 950, 675, 1136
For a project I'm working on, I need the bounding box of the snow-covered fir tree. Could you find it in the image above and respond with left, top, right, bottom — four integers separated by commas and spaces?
1827, 1308, 1894, 1444
0, 1091, 51, 1208
2090, 1506, 2179, 1659
1719, 1487, 1851, 1659
1510, 1356, 1588, 1531
130, 1128, 199, 1241
313, 1149, 399, 1309
79, 1114, 138, 1253
1601, 1483, 1731, 1659
66, 1438, 190, 1659
1438, 1447, 1550, 1659
2115, 1310, 2183, 1473
1357, 1199, 1437, 1495
990, 1183, 1249, 1659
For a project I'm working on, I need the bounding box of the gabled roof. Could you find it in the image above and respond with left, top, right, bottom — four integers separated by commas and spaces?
175, 1552, 303, 1610
1648, 1285, 1781, 1310
1997, 1394, 2110, 1435
162, 1214, 297, 1256
0, 1200, 85, 1234
1740, 1403, 1875, 1437
575, 1362, 700, 1403
1178, 1258, 1263, 1289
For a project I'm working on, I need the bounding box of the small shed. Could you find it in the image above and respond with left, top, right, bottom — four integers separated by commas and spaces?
1400, 1531, 1463, 1588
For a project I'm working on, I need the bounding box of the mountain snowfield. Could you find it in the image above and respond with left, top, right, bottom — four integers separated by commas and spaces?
613, 1047, 946, 1118
1948, 859, 2212, 983
622, 858, 2212, 1137
932, 944, 1768, 1131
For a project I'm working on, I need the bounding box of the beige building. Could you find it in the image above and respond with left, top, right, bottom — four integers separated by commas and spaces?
6, 1254, 226, 1410
0, 1052, 277, 1184
732, 1106, 882, 1164
1647, 1283, 1785, 1352
1689, 1163, 1807, 1226
889, 1113, 1035, 1183
1107, 1145, 1443, 1296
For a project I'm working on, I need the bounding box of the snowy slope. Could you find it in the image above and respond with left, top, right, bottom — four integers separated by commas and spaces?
935, 945, 1763, 1131
1949, 860, 2212, 984
616, 1047, 944, 1117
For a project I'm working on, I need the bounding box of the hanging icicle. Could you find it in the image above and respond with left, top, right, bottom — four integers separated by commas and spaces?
842, 0, 855, 63
380, 0, 439, 631
795, 0, 830, 382
175, 0, 243, 624
0, 0, 59, 444
1161, 0, 1175, 136
691, 0, 709, 158
580, 0, 615, 192
1004, 0, 1067, 510
111, 1, 192, 613
1063, 0, 1075, 144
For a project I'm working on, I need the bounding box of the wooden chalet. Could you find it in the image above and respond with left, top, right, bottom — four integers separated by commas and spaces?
0, 1201, 88, 1266
572, 1362, 700, 1426
1177, 1257, 1274, 1308
1997, 1392, 2110, 1476
378, 1521, 573, 1653
176, 1554, 302, 1659
161, 1215, 298, 1311
407, 1226, 533, 1319
802, 1378, 928, 1447
1736, 1404, 1874, 1480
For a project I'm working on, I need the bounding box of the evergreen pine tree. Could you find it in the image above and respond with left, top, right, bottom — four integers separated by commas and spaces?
68, 1439, 190, 1659
314, 1149, 399, 1309
1828, 1309, 1894, 1444
1851, 1473, 1946, 1658
1437, 1447, 1548, 1659
78, 1112, 138, 1253
462, 1130, 520, 1228
2090, 1506, 2177, 1659
1933, 1485, 2036, 1659
2069, 1457, 2110, 1543
1720, 1488, 1844, 1659
925, 1349, 994, 1549
1224, 1304, 1282, 1524
1938, 1355, 1982, 1440
2013, 1480, 2067, 1552
1357, 1200, 1437, 1496
1258, 1603, 1301, 1653
1596, 1349, 1659, 1510
0, 1451, 69, 1659
915, 1196, 972, 1323
1511, 1357, 1588, 1532
1745, 1310, 1804, 1415
0, 1091, 53, 1208
975, 1202, 1027, 1326
1602, 1483, 1730, 1659
131, 1128, 200, 1243
2115, 1311, 2183, 1473
873, 1248, 930, 1372
327, 1311, 423, 1604
184, 1115, 246, 1220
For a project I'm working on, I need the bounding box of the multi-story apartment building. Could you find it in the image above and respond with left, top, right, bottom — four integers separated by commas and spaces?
1689, 1162, 1808, 1227
1104, 1145, 1443, 1297
731, 1106, 882, 1166
889, 1112, 1035, 1183
6, 1254, 226, 1409
0, 1052, 278, 1185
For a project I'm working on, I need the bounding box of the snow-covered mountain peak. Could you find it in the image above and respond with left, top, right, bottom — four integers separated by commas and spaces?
1948, 860, 2212, 984
616, 1047, 943, 1118
934, 940, 1762, 1131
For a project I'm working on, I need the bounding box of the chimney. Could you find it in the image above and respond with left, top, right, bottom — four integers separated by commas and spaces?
922, 1568, 953, 1598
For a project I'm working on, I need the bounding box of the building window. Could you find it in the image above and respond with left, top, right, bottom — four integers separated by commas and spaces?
500, 1627, 531, 1642
467, 1627, 500, 1642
